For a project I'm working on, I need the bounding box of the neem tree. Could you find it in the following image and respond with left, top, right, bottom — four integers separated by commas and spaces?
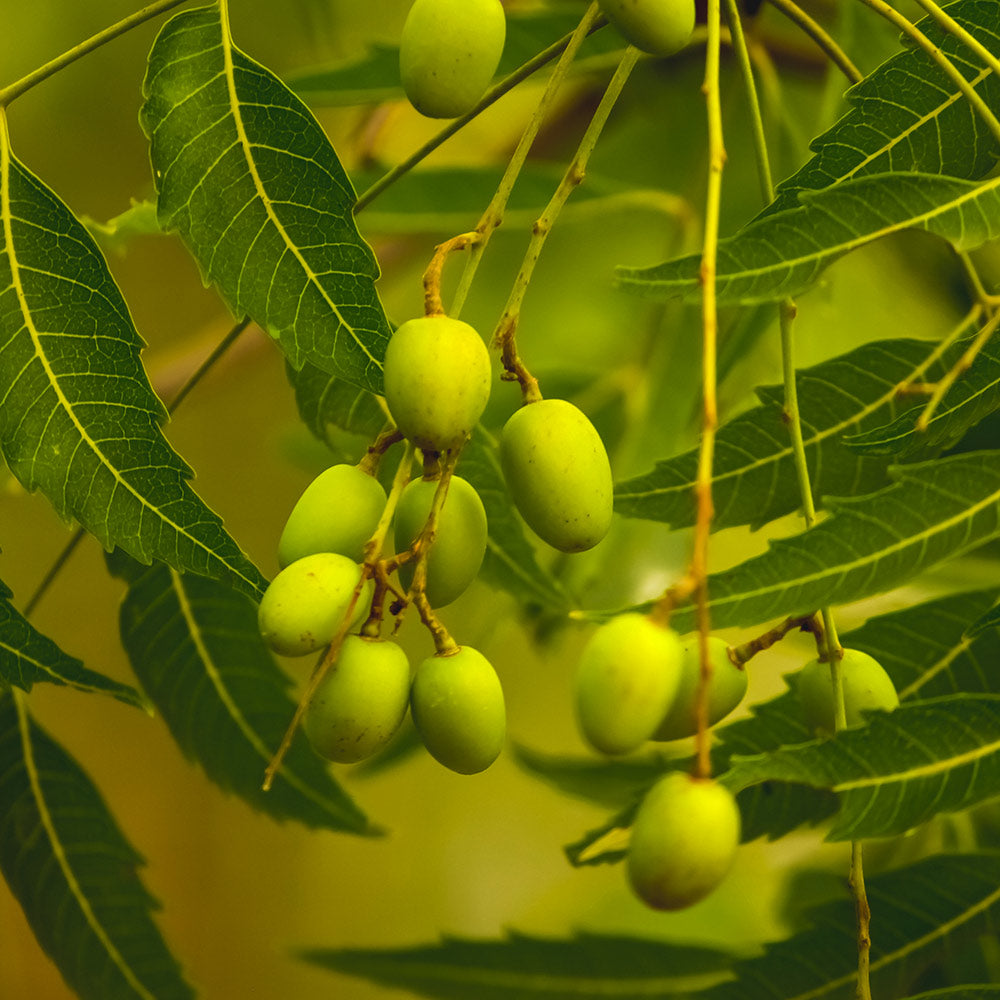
3, 0, 1000, 997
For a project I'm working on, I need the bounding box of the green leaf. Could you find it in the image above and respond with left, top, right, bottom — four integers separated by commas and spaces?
141, 4, 390, 391
301, 931, 734, 1000
117, 560, 376, 835
765, 0, 1000, 216
722, 694, 1000, 841
0, 690, 194, 1000
969, 602, 1000, 638
285, 359, 387, 444
617, 172, 1000, 305
83, 199, 161, 254
0, 115, 267, 602
615, 333, 976, 531
665, 452, 1000, 635
905, 990, 1000, 1000
0, 577, 144, 708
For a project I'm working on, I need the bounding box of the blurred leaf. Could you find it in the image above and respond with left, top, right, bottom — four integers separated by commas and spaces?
141, 5, 390, 391
0, 116, 266, 601
904, 991, 1000, 1000
117, 560, 376, 835
722, 695, 1000, 841
302, 931, 734, 1000
617, 173, 1000, 305
615, 333, 978, 531
969, 602, 1000, 638
83, 199, 161, 254
285, 359, 387, 444
0, 690, 194, 1000
0, 577, 144, 708
736, 781, 838, 843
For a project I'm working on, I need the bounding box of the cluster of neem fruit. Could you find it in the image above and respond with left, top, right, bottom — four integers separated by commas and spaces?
398, 0, 697, 120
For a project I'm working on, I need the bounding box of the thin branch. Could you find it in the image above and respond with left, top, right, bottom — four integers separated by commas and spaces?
764, 0, 863, 83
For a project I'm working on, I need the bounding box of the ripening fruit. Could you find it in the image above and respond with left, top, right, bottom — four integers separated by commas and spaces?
797, 648, 899, 735
500, 398, 613, 552
575, 614, 683, 755
410, 646, 505, 774
383, 315, 492, 453
399, 0, 506, 119
258, 553, 373, 657
627, 772, 740, 911
599, 0, 696, 57
304, 635, 411, 763
394, 475, 488, 607
277, 464, 387, 567
652, 636, 748, 741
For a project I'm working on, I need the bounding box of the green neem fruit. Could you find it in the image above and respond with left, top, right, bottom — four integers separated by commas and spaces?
575, 613, 683, 755
599, 0, 695, 57
399, 0, 506, 119
627, 772, 740, 911
797, 648, 899, 735
277, 464, 387, 568
652, 636, 748, 741
383, 315, 492, 453
304, 636, 411, 764
500, 398, 613, 553
257, 553, 373, 657
410, 646, 505, 774
394, 475, 488, 607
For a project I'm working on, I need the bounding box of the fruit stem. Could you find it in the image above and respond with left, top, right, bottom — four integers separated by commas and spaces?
762, 0, 862, 83
359, 428, 404, 478
850, 841, 873, 1000
728, 613, 822, 666
422, 232, 479, 318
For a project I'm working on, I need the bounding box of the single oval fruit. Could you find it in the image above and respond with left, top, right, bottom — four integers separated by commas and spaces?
383, 315, 492, 453
652, 636, 748, 741
627, 771, 740, 911
599, 0, 695, 57
304, 635, 411, 763
796, 648, 899, 735
399, 0, 506, 119
257, 553, 373, 657
277, 464, 387, 568
500, 398, 613, 552
395, 475, 488, 607
410, 646, 505, 774
575, 614, 683, 755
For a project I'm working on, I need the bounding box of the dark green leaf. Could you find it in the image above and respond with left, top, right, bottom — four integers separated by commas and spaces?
969, 602, 1000, 638
904, 990, 1000, 1000
0, 116, 266, 601
141, 5, 390, 390
0, 690, 194, 1000
285, 358, 387, 443
118, 560, 376, 835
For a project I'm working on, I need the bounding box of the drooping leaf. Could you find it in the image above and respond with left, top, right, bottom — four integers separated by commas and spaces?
0, 576, 144, 708
722, 694, 1000, 841
285, 359, 387, 444
0, 690, 194, 1000
615, 333, 976, 530
0, 113, 266, 601
117, 559, 376, 835
301, 931, 735, 1000
141, 4, 390, 391
764, 0, 1000, 216
617, 172, 1000, 305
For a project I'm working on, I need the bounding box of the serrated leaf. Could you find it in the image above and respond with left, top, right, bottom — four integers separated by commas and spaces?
118, 559, 376, 834
0, 576, 144, 707
141, 4, 390, 390
615, 334, 974, 530
285, 358, 387, 444
722, 694, 1000, 841
665, 452, 1000, 635
765, 0, 1000, 216
705, 853, 1000, 1000
0, 113, 266, 601
301, 930, 735, 1000
0, 690, 194, 1000
617, 172, 1000, 305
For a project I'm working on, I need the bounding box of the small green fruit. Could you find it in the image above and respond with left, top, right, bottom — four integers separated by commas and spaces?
627, 772, 740, 911
797, 648, 899, 735
304, 636, 411, 763
383, 315, 492, 453
278, 464, 387, 567
575, 614, 683, 755
410, 646, 505, 774
394, 475, 488, 607
599, 0, 696, 57
257, 553, 373, 657
500, 398, 613, 552
399, 0, 506, 119
652, 636, 748, 741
